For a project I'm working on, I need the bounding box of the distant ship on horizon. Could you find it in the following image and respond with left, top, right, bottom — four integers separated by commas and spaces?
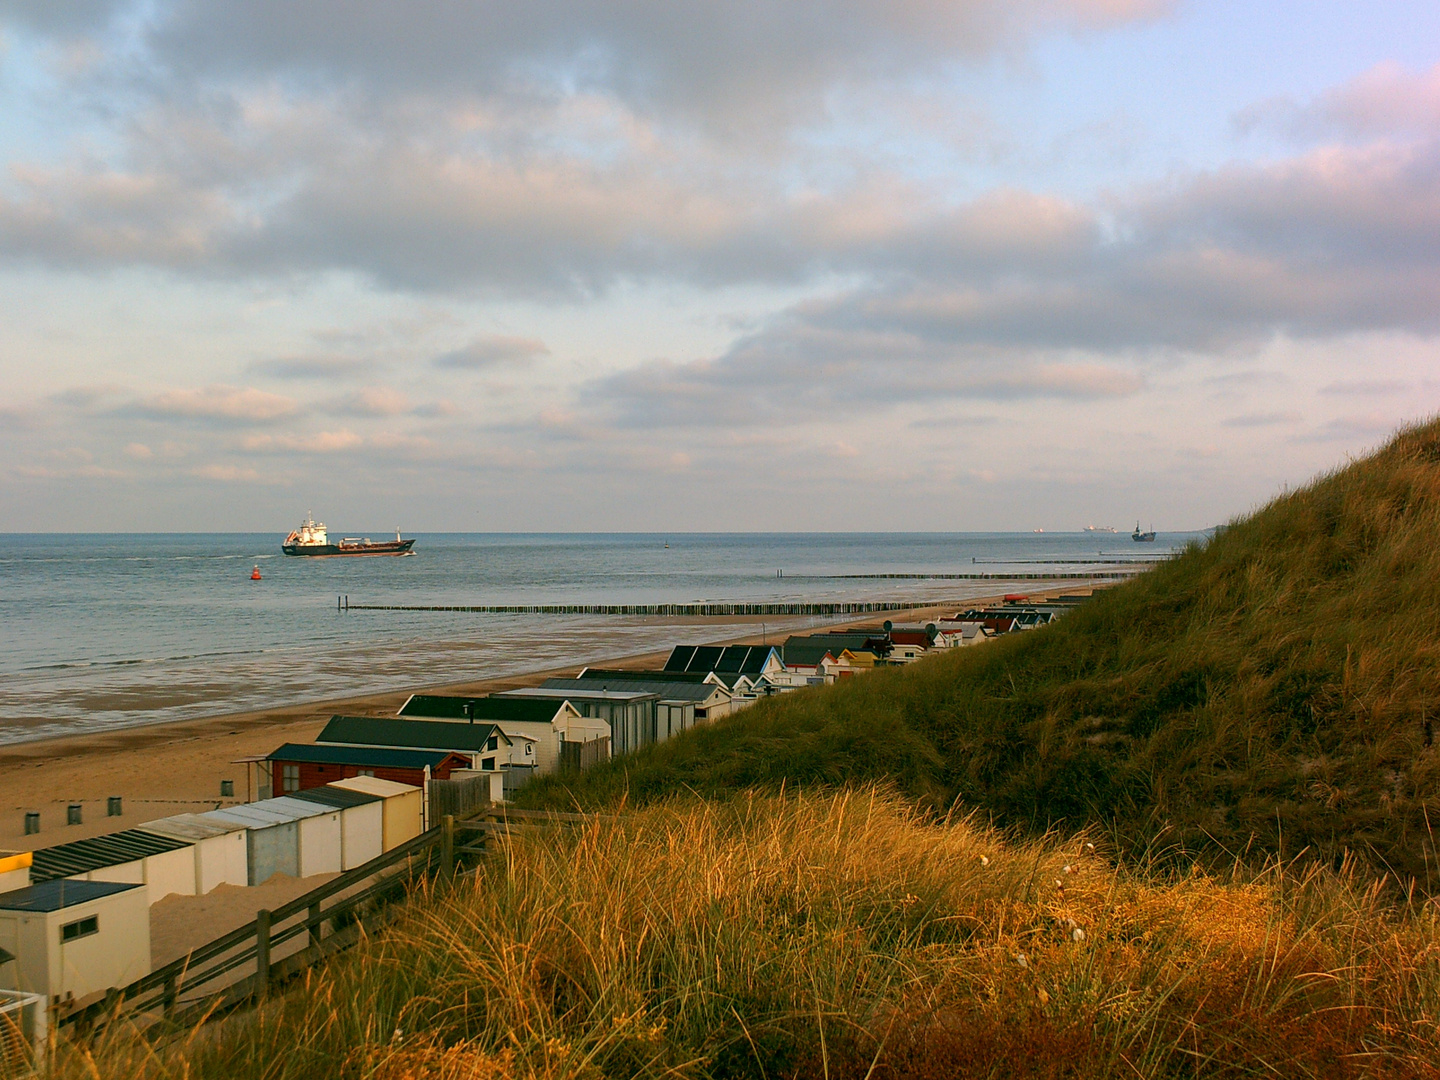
1083, 524, 1117, 533
282, 512, 416, 557
1132, 521, 1157, 542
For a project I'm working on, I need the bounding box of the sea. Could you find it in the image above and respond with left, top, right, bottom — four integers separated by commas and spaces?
0, 532, 1192, 746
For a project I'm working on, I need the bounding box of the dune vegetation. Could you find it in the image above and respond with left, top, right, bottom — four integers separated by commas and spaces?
521, 419, 1440, 883
52, 421, 1440, 1078
60, 791, 1440, 1079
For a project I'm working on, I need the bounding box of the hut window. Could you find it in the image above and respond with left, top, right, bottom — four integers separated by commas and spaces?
482, 758, 495, 771
61, 915, 99, 943
358, 769, 375, 777
281, 764, 300, 793
486, 736, 498, 751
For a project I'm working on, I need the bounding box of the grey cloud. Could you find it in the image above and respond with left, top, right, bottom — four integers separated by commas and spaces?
250, 356, 374, 380
1235, 61, 1440, 142
1296, 414, 1399, 443
1221, 411, 1303, 428
591, 317, 1143, 429
50, 384, 128, 408
1317, 379, 1412, 396
0, 405, 37, 431
1136, 142, 1440, 270
140, 0, 1163, 129
323, 386, 411, 417
2, 75, 1438, 356
0, 164, 232, 269
435, 335, 550, 369
0, 1, 124, 35
123, 385, 299, 424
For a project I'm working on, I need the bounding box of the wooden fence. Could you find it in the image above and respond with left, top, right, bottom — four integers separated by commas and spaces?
559, 737, 610, 772
428, 775, 496, 823
61, 806, 595, 1035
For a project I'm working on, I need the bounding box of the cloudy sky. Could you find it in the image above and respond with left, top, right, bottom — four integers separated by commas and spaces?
2, 1, 1438, 532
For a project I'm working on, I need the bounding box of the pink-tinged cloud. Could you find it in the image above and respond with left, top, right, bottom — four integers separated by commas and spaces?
242, 430, 363, 453
190, 463, 261, 482
329, 386, 411, 416
131, 385, 298, 422
1236, 61, 1440, 140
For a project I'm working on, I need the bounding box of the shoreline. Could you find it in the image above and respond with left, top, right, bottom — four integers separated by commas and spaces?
0, 587, 1104, 851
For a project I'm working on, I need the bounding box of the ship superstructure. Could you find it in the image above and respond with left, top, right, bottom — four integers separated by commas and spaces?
282, 512, 416, 557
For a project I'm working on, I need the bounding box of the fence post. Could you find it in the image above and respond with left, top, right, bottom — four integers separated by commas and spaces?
309, 900, 322, 949
442, 815, 455, 880
255, 909, 271, 1000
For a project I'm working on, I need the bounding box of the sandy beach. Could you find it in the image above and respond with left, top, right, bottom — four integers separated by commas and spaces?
0, 590, 1096, 853
1, 591, 1099, 981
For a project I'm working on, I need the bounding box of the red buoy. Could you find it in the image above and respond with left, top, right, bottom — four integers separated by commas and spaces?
251, 565, 262, 580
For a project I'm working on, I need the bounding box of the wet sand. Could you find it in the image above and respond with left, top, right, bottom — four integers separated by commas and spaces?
0, 590, 1097, 852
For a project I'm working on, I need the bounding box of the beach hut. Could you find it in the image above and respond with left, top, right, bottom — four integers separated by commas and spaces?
289, 785, 384, 871
396, 695, 597, 773
26, 830, 197, 906
0, 853, 31, 894
328, 777, 423, 851
202, 797, 342, 883
562, 671, 735, 734
201, 803, 300, 886
136, 814, 249, 895
0, 880, 149, 1006
264, 743, 471, 795
265, 797, 343, 878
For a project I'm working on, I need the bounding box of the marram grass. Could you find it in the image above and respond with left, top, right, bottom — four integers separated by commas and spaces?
61, 789, 1440, 1079
522, 417, 1440, 880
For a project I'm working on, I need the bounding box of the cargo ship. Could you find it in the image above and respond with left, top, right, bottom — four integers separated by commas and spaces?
1132, 521, 1156, 542
281, 512, 416, 557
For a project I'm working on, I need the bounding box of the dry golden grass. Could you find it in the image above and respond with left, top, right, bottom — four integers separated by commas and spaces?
522, 417, 1440, 881
58, 789, 1440, 1079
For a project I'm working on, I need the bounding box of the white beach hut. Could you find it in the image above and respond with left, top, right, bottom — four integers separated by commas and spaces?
0, 880, 150, 1006
137, 814, 249, 895
202, 796, 343, 884
288, 786, 383, 871
25, 830, 197, 906
264, 797, 343, 877
328, 776, 424, 851
201, 803, 301, 886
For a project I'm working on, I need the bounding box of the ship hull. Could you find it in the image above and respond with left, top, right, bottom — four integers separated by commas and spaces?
282, 538, 416, 557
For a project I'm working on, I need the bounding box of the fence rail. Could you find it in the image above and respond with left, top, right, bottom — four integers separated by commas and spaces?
61, 805, 595, 1035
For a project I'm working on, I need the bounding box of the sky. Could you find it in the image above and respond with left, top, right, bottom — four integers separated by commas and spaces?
1, 1, 1439, 532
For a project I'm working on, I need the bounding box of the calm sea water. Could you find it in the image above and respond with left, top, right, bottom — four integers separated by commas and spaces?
0, 532, 1191, 745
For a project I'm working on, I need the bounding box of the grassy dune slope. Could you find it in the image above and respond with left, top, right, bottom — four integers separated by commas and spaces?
65, 792, 1440, 1079
523, 420, 1440, 880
